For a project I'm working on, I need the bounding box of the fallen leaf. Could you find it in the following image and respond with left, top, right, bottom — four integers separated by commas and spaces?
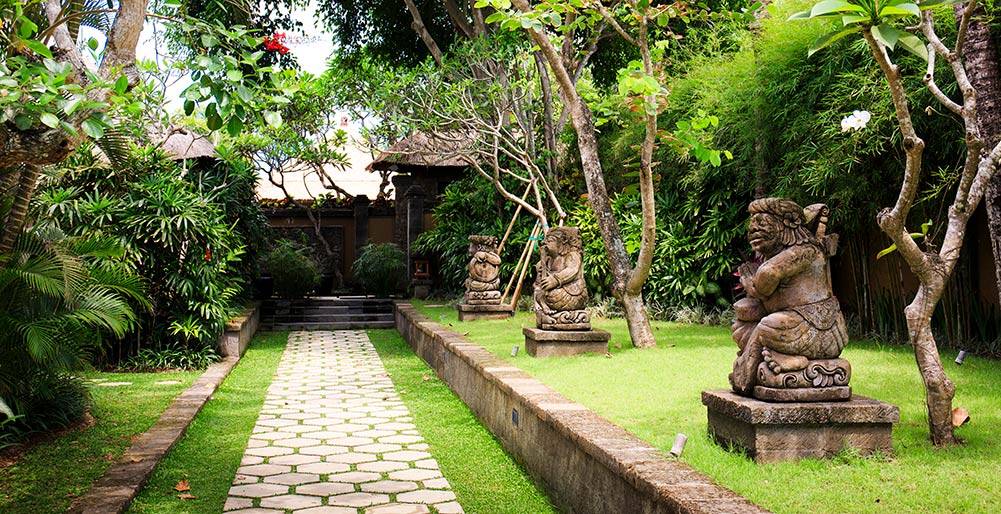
174, 480, 190, 492
613, 343, 622, 349
400, 390, 408, 395
177, 493, 196, 500
952, 407, 970, 427
604, 353, 612, 358
130, 457, 143, 463
422, 375, 430, 381
665, 344, 676, 348
461, 331, 470, 336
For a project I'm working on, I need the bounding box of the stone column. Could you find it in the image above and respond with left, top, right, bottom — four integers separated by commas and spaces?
405, 184, 426, 279
353, 194, 370, 258
392, 174, 414, 246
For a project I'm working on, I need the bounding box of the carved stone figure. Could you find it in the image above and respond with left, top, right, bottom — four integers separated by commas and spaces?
730, 198, 850, 401
534, 226, 590, 330
464, 235, 502, 305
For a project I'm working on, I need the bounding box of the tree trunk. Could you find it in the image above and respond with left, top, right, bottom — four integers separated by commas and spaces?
0, 165, 41, 255
905, 284, 958, 446
957, 3, 1001, 308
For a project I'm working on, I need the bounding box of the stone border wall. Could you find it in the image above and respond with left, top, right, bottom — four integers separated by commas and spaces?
67, 305, 262, 514
394, 303, 769, 514
218, 302, 261, 358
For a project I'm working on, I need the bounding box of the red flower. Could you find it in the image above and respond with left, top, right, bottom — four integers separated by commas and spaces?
205, 247, 211, 261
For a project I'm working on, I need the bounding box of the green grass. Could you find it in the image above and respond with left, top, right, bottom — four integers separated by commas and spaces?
413, 301, 1001, 514
0, 371, 199, 514
128, 331, 288, 514
368, 329, 558, 514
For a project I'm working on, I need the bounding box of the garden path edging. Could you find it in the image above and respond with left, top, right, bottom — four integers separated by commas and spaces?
65, 303, 261, 514
394, 302, 770, 514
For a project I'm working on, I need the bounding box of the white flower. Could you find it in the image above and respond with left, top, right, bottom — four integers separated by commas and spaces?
840, 110, 871, 132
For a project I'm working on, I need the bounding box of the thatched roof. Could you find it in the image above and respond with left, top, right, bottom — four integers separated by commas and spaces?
367, 132, 473, 171
160, 128, 216, 161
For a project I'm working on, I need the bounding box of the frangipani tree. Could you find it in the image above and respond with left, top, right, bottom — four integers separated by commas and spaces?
794, 0, 1000, 445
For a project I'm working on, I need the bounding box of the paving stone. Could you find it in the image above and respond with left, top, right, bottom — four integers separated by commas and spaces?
228, 483, 289, 498
299, 445, 349, 456
260, 493, 323, 509
227, 509, 283, 514
268, 453, 321, 466
238, 464, 292, 476
273, 437, 323, 448
296, 482, 356, 496
365, 504, 431, 514
327, 436, 375, 446
389, 469, 443, 481
262, 472, 320, 485
356, 460, 410, 473
382, 450, 432, 462
414, 459, 439, 469
354, 443, 403, 454
329, 491, 391, 507
378, 435, 423, 445
296, 462, 352, 474
298, 507, 357, 514
240, 456, 264, 465
396, 490, 457, 504
423, 478, 451, 489
435, 501, 465, 513
329, 471, 382, 483
245, 446, 294, 457
325, 452, 377, 464
232, 474, 258, 485
361, 480, 419, 493
224, 497, 253, 510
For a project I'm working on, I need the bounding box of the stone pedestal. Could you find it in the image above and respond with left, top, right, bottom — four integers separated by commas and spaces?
457, 303, 514, 321
702, 390, 899, 463
523, 327, 610, 357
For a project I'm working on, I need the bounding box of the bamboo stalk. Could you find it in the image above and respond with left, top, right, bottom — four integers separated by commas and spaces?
509, 225, 541, 310
503, 222, 540, 302
498, 182, 534, 254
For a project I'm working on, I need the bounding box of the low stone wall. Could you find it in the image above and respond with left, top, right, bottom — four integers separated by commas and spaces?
394, 303, 768, 514
217, 302, 261, 358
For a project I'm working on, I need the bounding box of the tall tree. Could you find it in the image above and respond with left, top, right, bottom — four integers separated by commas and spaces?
795, 0, 1001, 445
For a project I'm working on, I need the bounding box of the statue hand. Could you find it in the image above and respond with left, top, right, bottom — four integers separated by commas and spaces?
539, 275, 558, 290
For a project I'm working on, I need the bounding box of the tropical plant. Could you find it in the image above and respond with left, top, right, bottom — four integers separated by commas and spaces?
119, 343, 221, 372
352, 243, 407, 297
0, 228, 145, 435
261, 239, 321, 298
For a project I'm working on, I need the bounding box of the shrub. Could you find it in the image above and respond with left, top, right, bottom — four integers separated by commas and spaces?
352, 243, 406, 297
120, 344, 221, 372
261, 239, 321, 298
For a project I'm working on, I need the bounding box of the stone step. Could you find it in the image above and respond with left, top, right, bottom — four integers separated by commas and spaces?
267, 313, 394, 323
261, 321, 396, 330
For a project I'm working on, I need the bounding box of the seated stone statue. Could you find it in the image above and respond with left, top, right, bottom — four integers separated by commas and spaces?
464, 235, 503, 305
534, 226, 590, 330
730, 198, 850, 401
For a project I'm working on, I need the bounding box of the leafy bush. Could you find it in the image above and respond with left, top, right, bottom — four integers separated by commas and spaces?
120, 344, 221, 372
34, 145, 250, 360
352, 243, 406, 297
261, 239, 321, 298
0, 229, 144, 436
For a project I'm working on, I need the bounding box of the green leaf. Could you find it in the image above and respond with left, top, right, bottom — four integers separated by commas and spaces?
880, 3, 920, 17
114, 75, 129, 95
63, 97, 82, 115
39, 112, 60, 128
810, 0, 860, 17
183, 99, 195, 116
226, 115, 244, 137
23, 39, 52, 58
201, 34, 218, 48
235, 85, 254, 103
808, 26, 864, 56
485, 12, 506, 24
263, 110, 282, 127
895, 31, 929, 60
918, 0, 963, 10
81, 118, 104, 139
14, 113, 31, 130
876, 243, 897, 260
18, 18, 38, 38
195, 55, 212, 68
207, 111, 223, 131
227, 69, 244, 82
871, 24, 899, 50
920, 220, 933, 235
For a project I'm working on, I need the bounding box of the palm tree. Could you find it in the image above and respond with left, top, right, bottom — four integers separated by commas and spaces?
0, 227, 145, 431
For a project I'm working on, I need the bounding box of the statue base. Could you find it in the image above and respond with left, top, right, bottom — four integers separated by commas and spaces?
523, 327, 610, 357
753, 385, 851, 402
456, 303, 514, 321
702, 390, 899, 463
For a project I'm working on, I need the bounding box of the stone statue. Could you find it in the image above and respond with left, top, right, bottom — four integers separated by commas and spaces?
729, 198, 850, 401
464, 235, 503, 305
534, 226, 590, 330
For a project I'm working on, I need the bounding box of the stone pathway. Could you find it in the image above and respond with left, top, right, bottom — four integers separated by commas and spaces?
225, 330, 463, 514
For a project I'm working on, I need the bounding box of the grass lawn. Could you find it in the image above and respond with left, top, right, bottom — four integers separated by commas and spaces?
0, 371, 199, 514
128, 331, 288, 514
368, 329, 558, 514
413, 301, 1001, 514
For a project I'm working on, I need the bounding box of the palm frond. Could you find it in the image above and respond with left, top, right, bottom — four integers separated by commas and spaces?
94, 126, 134, 169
